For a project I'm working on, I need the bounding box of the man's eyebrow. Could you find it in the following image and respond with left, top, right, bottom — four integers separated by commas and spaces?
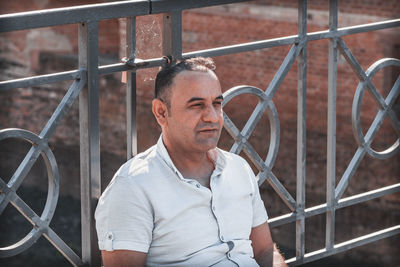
187, 95, 224, 103
187, 97, 204, 103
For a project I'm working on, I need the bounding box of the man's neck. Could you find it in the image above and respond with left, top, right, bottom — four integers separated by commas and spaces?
163, 139, 215, 188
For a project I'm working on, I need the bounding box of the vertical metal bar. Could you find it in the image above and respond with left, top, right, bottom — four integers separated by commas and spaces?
296, 0, 307, 261
78, 21, 101, 267
326, 0, 338, 250
126, 17, 137, 159
162, 10, 182, 61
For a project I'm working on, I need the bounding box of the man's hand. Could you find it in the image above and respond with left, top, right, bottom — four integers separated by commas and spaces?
101, 250, 146, 267
250, 222, 288, 267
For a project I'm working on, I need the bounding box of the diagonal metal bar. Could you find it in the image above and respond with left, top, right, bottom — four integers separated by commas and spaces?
40, 71, 87, 141
265, 43, 303, 98
385, 76, 400, 137
0, 76, 87, 215
337, 38, 387, 110
44, 228, 85, 267
1, 179, 84, 266
336, 100, 392, 201
241, 100, 269, 140
238, 138, 296, 211
0, 146, 42, 215
335, 147, 366, 201
223, 113, 245, 154
242, 141, 296, 211
258, 169, 296, 212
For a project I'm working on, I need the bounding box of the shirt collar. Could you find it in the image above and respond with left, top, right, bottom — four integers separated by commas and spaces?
156, 135, 226, 179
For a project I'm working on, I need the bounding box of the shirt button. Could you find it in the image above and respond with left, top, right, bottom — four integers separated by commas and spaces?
212, 206, 216, 211
227, 252, 232, 258
221, 236, 224, 241
196, 184, 201, 188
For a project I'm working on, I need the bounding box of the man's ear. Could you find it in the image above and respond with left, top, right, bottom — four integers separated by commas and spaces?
152, 98, 168, 126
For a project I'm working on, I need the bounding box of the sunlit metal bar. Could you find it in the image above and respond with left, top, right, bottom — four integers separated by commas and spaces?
0, 70, 82, 92
78, 21, 101, 266
183, 36, 299, 59
286, 225, 400, 265
326, 0, 338, 250
151, 0, 247, 13
268, 183, 400, 228
0, 0, 149, 33
296, 0, 307, 261
99, 58, 167, 75
2, 19, 399, 92
126, 17, 137, 159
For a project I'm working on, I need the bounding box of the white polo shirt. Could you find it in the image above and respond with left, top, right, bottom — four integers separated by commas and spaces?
95, 136, 268, 266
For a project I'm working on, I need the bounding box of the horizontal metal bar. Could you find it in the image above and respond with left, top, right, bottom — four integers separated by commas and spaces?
0, 59, 165, 91
98, 58, 167, 75
1, 19, 398, 90
0, 0, 250, 33
268, 183, 400, 228
286, 225, 400, 265
336, 18, 400, 37
0, 0, 149, 33
307, 18, 400, 41
183, 35, 299, 58
0, 70, 82, 92
151, 0, 248, 13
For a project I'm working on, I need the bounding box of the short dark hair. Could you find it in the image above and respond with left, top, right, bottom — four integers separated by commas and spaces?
154, 57, 216, 107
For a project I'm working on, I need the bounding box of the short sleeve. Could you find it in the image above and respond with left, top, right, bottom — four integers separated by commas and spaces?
95, 176, 153, 252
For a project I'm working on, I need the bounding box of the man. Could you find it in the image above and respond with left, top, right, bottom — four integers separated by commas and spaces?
95, 57, 287, 266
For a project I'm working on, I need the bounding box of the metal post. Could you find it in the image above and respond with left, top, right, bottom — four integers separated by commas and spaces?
326, 0, 338, 250
296, 0, 307, 261
162, 10, 182, 61
78, 21, 102, 267
126, 17, 137, 159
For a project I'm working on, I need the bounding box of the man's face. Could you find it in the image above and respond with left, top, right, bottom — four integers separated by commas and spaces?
162, 70, 223, 153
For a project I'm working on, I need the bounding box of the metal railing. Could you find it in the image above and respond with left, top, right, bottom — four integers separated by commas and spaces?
0, 0, 399, 266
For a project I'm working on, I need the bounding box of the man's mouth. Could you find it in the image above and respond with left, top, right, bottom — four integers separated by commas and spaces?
199, 128, 218, 132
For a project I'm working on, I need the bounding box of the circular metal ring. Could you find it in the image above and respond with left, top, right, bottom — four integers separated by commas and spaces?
222, 85, 280, 170
0, 128, 59, 257
352, 58, 400, 159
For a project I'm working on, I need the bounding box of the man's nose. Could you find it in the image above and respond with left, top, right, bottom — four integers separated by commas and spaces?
202, 105, 220, 123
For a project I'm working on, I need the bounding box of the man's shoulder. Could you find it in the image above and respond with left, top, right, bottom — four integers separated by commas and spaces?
116, 144, 162, 180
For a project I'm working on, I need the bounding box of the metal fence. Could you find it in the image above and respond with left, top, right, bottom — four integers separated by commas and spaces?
0, 0, 399, 266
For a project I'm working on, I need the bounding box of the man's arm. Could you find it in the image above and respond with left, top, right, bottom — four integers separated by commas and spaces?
250, 222, 287, 267
101, 250, 147, 267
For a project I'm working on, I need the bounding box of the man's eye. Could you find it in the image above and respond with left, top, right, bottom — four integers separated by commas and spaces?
213, 102, 222, 106
191, 103, 203, 108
